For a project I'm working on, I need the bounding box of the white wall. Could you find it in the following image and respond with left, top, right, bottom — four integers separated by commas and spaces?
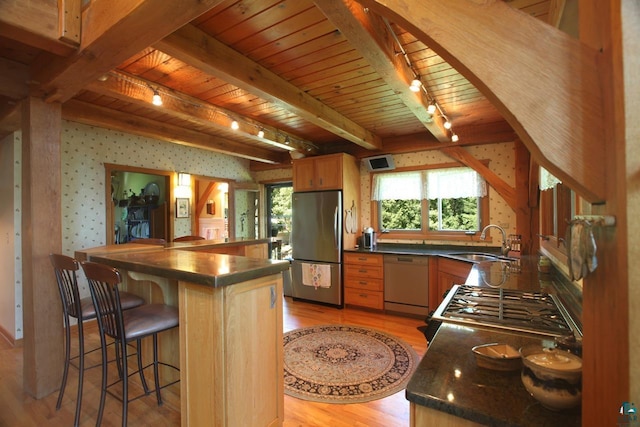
0, 133, 22, 342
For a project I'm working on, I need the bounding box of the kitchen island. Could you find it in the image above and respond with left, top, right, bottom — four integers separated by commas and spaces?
81, 246, 289, 427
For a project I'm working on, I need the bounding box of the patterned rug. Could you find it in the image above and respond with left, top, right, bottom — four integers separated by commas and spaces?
283, 324, 419, 404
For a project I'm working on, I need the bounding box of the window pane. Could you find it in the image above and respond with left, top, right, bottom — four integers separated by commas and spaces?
429, 197, 479, 231
380, 199, 422, 230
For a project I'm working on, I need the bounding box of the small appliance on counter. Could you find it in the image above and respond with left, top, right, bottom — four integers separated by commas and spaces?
363, 227, 376, 249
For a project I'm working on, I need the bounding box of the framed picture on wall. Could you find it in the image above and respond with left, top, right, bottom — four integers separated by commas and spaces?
176, 198, 189, 218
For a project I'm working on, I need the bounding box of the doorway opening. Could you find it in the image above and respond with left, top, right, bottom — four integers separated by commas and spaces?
266, 182, 293, 260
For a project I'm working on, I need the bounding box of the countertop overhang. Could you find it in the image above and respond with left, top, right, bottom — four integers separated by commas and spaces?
87, 245, 289, 288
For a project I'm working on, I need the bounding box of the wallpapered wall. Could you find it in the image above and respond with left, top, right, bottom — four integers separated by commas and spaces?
254, 142, 516, 247
61, 120, 253, 255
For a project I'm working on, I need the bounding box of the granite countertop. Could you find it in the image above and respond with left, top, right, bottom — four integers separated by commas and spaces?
407, 324, 581, 426
345, 243, 504, 257
89, 249, 290, 288
406, 255, 583, 426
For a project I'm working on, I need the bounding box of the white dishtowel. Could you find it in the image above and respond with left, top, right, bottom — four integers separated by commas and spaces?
301, 263, 332, 289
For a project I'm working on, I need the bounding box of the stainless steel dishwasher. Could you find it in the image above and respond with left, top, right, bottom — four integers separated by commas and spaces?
383, 255, 429, 317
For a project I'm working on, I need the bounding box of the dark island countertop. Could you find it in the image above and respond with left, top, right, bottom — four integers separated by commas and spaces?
89, 248, 290, 288
407, 323, 581, 426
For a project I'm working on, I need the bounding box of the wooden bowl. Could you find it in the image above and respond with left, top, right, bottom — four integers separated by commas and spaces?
472, 343, 522, 371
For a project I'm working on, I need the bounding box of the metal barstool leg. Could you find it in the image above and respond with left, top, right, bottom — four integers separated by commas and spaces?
135, 339, 151, 394
121, 339, 129, 427
152, 334, 163, 405
95, 334, 109, 427
56, 314, 71, 410
74, 322, 85, 427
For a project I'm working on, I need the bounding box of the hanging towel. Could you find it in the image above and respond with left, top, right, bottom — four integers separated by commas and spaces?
301, 263, 332, 289
566, 220, 598, 281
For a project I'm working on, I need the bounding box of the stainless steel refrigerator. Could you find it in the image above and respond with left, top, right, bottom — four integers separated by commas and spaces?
291, 190, 343, 306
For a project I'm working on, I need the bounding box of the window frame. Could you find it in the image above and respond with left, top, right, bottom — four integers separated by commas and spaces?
370, 163, 490, 242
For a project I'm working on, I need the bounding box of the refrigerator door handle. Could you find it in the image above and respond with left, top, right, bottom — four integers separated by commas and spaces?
334, 206, 339, 250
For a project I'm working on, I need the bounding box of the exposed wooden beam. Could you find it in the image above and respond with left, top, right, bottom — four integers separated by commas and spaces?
0, 103, 21, 139
314, 0, 449, 141
0, 0, 76, 56
357, 0, 606, 203
155, 24, 383, 151
62, 99, 288, 164
59, 0, 81, 46
31, 0, 226, 103
85, 71, 317, 154
441, 146, 516, 211
0, 57, 30, 100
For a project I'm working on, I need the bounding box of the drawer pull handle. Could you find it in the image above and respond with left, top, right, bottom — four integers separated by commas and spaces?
358, 269, 368, 273
358, 257, 368, 261
359, 281, 368, 285
359, 294, 368, 298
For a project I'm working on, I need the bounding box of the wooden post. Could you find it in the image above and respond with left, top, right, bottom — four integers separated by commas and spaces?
21, 96, 63, 398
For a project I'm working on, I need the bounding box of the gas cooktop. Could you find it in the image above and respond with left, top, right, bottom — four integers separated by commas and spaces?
430, 285, 579, 338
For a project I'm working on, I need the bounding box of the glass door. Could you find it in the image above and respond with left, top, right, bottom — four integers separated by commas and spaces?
266, 183, 292, 259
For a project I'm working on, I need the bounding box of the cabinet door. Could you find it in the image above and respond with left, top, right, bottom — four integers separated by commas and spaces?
293, 158, 316, 191
314, 155, 342, 190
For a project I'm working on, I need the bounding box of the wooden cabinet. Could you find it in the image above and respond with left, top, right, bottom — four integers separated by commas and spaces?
180, 274, 283, 426
344, 252, 384, 310
292, 153, 344, 191
434, 258, 472, 306
201, 242, 269, 258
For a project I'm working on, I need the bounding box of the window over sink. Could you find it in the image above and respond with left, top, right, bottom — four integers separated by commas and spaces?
371, 165, 489, 240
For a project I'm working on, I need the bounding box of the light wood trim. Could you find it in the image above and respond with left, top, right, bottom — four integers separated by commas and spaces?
358, 0, 606, 202
411, 403, 482, 427
156, 25, 382, 150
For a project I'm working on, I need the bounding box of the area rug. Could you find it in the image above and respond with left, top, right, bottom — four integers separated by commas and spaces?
283, 324, 419, 404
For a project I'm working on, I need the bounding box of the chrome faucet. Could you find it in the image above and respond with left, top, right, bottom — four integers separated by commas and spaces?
480, 224, 511, 256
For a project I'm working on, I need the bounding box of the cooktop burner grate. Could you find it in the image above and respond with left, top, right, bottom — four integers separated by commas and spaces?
431, 285, 577, 337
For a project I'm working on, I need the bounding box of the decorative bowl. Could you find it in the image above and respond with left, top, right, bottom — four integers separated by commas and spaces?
519, 344, 582, 411
472, 343, 521, 371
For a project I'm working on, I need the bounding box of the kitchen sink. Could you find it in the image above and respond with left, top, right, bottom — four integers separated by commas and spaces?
448, 252, 503, 262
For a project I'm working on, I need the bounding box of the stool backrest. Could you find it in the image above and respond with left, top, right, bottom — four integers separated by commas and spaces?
81, 261, 125, 340
50, 253, 81, 319
173, 235, 205, 242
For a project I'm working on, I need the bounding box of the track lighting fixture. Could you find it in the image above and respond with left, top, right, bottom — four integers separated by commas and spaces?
427, 101, 437, 115
151, 89, 162, 106
451, 133, 459, 143
257, 128, 265, 138
409, 77, 422, 92
284, 136, 291, 145
443, 118, 452, 130
231, 120, 239, 130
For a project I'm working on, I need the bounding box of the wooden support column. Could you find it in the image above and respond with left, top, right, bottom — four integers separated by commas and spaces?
513, 140, 536, 255
21, 96, 63, 398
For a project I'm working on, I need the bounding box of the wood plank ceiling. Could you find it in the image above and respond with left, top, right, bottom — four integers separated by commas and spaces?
0, 0, 563, 166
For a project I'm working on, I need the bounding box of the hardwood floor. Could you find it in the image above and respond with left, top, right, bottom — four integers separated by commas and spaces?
0, 297, 428, 426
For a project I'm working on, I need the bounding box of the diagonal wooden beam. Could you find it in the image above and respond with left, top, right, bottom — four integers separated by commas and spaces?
62, 99, 288, 164
155, 24, 382, 151
356, 0, 605, 203
314, 0, 449, 142
31, 0, 227, 103
441, 146, 516, 211
85, 70, 318, 154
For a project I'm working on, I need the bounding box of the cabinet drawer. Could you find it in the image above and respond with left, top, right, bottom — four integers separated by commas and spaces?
344, 277, 383, 291
345, 288, 383, 310
344, 252, 383, 266
345, 265, 383, 279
